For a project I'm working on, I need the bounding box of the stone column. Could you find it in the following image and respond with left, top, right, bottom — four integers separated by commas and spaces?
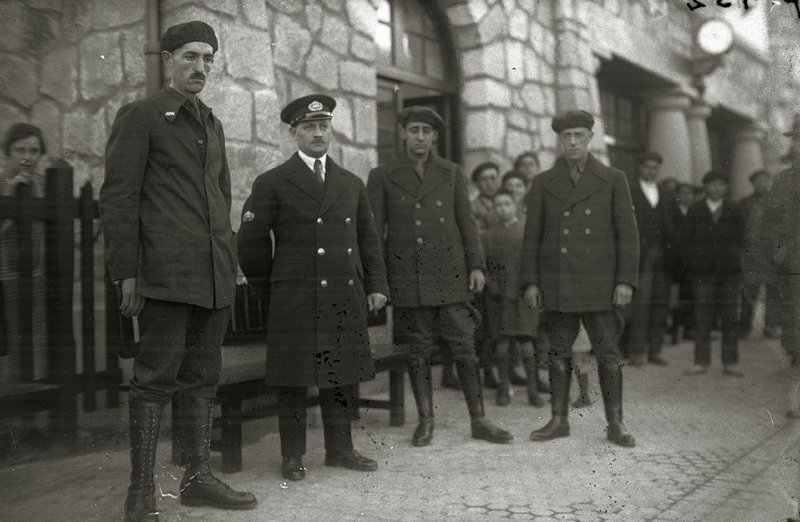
730, 125, 766, 201
685, 103, 713, 185
647, 92, 693, 184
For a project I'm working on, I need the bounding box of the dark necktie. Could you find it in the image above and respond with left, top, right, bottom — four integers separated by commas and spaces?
314, 159, 324, 186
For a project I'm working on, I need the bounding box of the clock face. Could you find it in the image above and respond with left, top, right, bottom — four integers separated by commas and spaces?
696, 19, 734, 56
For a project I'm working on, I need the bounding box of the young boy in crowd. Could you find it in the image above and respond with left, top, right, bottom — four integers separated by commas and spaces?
482, 190, 544, 407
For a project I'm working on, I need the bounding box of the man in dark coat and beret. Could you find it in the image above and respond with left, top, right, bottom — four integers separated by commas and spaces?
238, 94, 389, 481
521, 109, 639, 448
368, 106, 513, 447
100, 20, 256, 522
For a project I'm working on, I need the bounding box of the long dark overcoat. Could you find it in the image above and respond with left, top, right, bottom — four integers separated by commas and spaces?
367, 154, 485, 308
520, 154, 639, 312
678, 200, 743, 278
237, 153, 388, 388
100, 88, 236, 309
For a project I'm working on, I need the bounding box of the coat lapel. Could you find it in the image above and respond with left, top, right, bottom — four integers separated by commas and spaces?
285, 152, 324, 203
564, 155, 607, 209
543, 159, 576, 204
415, 156, 450, 201
319, 158, 348, 215
386, 158, 422, 196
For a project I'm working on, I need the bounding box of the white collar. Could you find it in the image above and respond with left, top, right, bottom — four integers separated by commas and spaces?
639, 178, 659, 207
706, 198, 723, 213
298, 150, 327, 179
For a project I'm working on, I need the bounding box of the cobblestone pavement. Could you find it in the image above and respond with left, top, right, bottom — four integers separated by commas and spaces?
1, 335, 799, 521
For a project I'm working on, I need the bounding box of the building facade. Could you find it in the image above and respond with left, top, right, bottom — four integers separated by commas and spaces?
0, 0, 797, 224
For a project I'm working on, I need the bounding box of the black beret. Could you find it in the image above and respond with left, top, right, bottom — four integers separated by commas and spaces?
749, 169, 770, 182
161, 21, 218, 53
471, 161, 499, 182
702, 170, 728, 184
638, 151, 663, 164
551, 110, 594, 133
280, 94, 336, 127
396, 106, 444, 131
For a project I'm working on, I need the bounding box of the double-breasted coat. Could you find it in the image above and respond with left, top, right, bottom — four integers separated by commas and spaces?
520, 154, 639, 312
237, 153, 388, 388
100, 88, 236, 309
367, 154, 485, 308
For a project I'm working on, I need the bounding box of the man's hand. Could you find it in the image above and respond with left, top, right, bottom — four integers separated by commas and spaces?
523, 285, 542, 309
367, 293, 388, 312
117, 277, 146, 318
4, 171, 32, 195
613, 283, 633, 308
468, 269, 485, 293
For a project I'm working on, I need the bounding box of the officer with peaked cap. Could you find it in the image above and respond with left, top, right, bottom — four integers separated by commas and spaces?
520, 109, 640, 448
100, 20, 257, 521
368, 105, 514, 447
238, 94, 389, 481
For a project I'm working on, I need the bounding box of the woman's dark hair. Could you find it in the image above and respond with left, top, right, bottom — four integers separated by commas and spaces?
471, 161, 499, 183
4, 122, 46, 156
513, 151, 539, 171
502, 169, 527, 187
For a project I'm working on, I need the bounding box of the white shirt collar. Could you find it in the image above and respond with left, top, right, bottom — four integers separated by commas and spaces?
639, 178, 659, 208
706, 198, 723, 213
298, 150, 327, 180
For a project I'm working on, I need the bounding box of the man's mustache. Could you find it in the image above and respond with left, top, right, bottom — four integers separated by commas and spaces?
191, 74, 205, 80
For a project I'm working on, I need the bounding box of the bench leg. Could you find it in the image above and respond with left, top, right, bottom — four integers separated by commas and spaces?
389, 368, 405, 426
220, 398, 243, 474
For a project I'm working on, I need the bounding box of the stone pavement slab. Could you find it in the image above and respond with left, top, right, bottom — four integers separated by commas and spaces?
1, 336, 799, 521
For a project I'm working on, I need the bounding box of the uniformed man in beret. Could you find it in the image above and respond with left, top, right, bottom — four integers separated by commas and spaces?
237, 94, 389, 481
368, 106, 513, 447
100, 20, 256, 521
521, 109, 639, 447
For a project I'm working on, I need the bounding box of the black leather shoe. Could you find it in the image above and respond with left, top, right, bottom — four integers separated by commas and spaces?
324, 449, 378, 472
471, 418, 513, 444
180, 471, 257, 510
412, 418, 434, 447
281, 456, 306, 481
529, 416, 570, 441
124, 488, 158, 522
722, 366, 744, 377
607, 422, 636, 447
648, 356, 668, 366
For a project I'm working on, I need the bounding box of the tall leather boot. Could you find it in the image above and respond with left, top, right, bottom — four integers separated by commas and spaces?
523, 356, 545, 407
440, 346, 460, 389
597, 361, 636, 447
124, 398, 163, 522
407, 358, 434, 447
179, 396, 257, 510
495, 354, 511, 406
529, 357, 571, 441
456, 360, 513, 443
533, 337, 550, 393
571, 372, 592, 408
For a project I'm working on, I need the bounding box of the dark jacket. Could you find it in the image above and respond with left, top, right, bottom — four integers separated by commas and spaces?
367, 154, 485, 308
483, 219, 525, 300
100, 88, 236, 309
520, 154, 640, 312
628, 177, 675, 261
679, 199, 743, 278
237, 153, 389, 388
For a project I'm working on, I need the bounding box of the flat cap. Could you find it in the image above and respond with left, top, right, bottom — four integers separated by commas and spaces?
396, 106, 444, 131
280, 94, 336, 127
784, 113, 800, 137
161, 21, 218, 53
551, 110, 594, 133
702, 170, 728, 184
638, 151, 663, 164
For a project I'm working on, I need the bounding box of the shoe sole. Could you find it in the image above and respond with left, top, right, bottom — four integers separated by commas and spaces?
323, 460, 378, 472
180, 497, 257, 510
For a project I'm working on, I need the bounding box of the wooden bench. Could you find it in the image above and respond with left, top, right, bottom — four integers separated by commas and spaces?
169, 303, 409, 473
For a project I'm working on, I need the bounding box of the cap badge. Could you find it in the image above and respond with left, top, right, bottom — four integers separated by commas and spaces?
243, 211, 255, 222
309, 100, 323, 111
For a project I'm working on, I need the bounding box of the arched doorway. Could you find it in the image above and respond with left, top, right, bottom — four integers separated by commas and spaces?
374, 0, 460, 163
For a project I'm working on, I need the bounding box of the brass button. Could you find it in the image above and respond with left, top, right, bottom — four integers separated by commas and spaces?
415, 203, 422, 209
585, 228, 591, 235
317, 248, 325, 255
347, 248, 353, 255
197, 139, 204, 144
585, 209, 591, 215
317, 217, 323, 224
561, 247, 567, 254
416, 237, 424, 244
347, 279, 354, 286
439, 217, 445, 223
320, 279, 328, 287
415, 219, 422, 226
345, 217, 352, 225
563, 229, 569, 235
436, 200, 442, 206
564, 211, 570, 217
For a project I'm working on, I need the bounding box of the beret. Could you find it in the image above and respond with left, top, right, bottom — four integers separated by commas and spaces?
748, 169, 770, 182
280, 94, 336, 127
396, 106, 444, 131
161, 21, 218, 53
702, 170, 728, 184
784, 113, 800, 137
551, 110, 594, 133
638, 151, 663, 164
471, 161, 499, 182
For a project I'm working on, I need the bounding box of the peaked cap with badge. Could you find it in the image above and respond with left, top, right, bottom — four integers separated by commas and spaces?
280, 94, 336, 127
